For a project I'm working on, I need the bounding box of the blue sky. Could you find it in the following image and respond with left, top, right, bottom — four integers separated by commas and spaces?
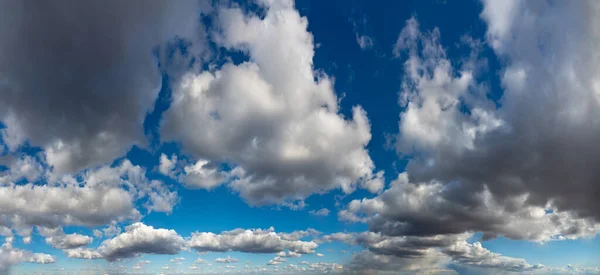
1, 0, 600, 274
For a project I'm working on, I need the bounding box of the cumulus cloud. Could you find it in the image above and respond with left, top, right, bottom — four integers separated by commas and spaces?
324, 231, 543, 273
63, 248, 103, 260
161, 0, 380, 205
188, 227, 318, 254
0, 0, 207, 174
37, 227, 93, 250
0, 160, 176, 230
215, 256, 238, 263
340, 173, 599, 242
98, 222, 185, 262
0, 243, 55, 273
393, 1, 600, 230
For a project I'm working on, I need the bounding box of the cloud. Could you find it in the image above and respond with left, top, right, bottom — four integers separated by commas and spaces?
340, 173, 599, 242
308, 208, 330, 217
0, 0, 207, 174
324, 231, 543, 273
188, 227, 318, 254
267, 256, 286, 265
277, 251, 301, 258
0, 160, 176, 230
37, 227, 93, 249
392, 1, 600, 232
63, 248, 103, 260
161, 0, 380, 206
356, 35, 374, 50
0, 243, 55, 273
215, 256, 238, 263
98, 222, 185, 262
159, 154, 178, 178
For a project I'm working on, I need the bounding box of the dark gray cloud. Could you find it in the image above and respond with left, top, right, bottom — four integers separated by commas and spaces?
0, 0, 206, 174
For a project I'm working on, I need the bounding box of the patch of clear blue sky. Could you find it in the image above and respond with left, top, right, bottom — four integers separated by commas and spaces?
5, 0, 600, 272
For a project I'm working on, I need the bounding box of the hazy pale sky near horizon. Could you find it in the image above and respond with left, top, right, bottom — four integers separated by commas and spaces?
0, 0, 599, 274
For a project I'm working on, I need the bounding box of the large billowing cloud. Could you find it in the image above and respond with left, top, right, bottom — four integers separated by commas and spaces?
0, 0, 206, 174
161, 0, 381, 205
188, 227, 318, 254
396, 0, 600, 224
338, 3, 600, 271
98, 222, 185, 262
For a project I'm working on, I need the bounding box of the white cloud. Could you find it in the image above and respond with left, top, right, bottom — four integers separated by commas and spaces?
215, 256, 238, 263
63, 248, 103, 259
188, 227, 318, 254
0, 243, 55, 273
0, 160, 176, 230
308, 208, 330, 217
162, 0, 380, 206
180, 159, 229, 190
159, 154, 177, 177
37, 227, 93, 249
98, 222, 185, 261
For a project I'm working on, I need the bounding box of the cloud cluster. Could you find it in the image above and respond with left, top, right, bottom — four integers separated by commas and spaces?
0, 0, 206, 174
162, 0, 381, 205
0, 159, 176, 236
338, 6, 600, 271
188, 227, 317, 254
0, 243, 55, 273
397, 0, 600, 225
323, 231, 543, 273
340, 173, 599, 242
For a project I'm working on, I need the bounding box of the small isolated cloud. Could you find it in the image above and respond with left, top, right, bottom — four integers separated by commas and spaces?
215, 256, 238, 263
308, 208, 330, 217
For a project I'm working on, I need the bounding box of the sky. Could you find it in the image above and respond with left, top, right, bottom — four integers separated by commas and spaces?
0, 0, 599, 274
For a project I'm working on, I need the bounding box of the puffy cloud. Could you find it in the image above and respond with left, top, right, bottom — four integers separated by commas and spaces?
324, 231, 543, 273
159, 154, 177, 177
188, 227, 318, 254
0, 243, 55, 273
0, 160, 176, 230
308, 208, 330, 217
215, 256, 238, 263
392, 1, 600, 233
180, 159, 229, 190
0, 0, 207, 174
443, 240, 544, 272
98, 222, 185, 262
63, 248, 103, 260
161, 0, 380, 205
340, 173, 599, 242
0, 155, 44, 184
277, 251, 301, 258
37, 227, 93, 249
